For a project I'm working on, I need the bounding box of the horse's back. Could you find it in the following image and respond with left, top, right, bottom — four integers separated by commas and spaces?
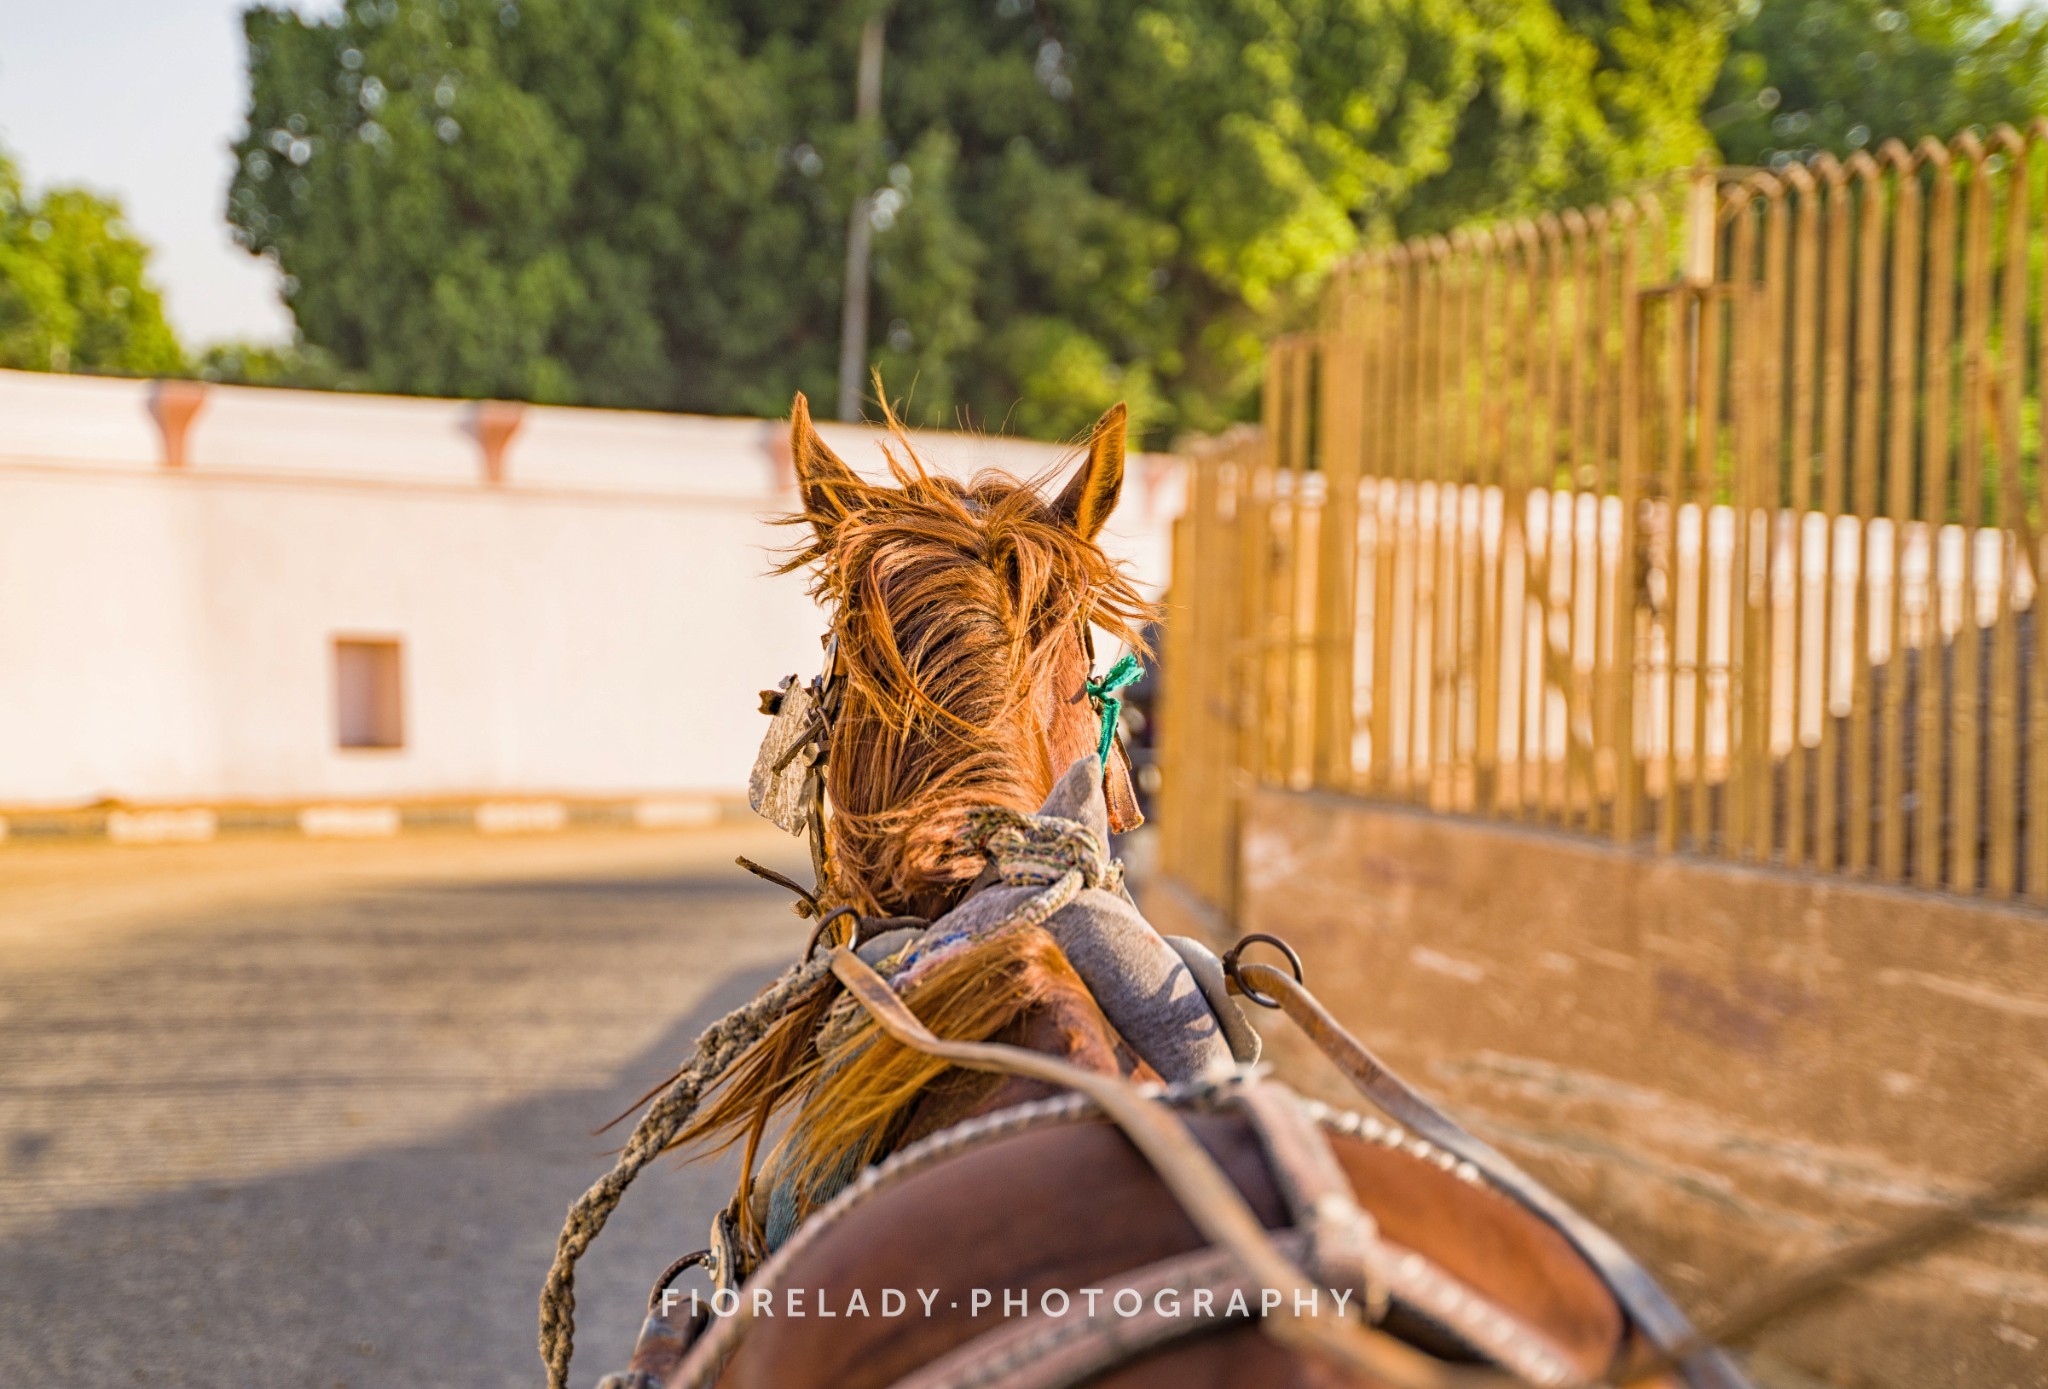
713, 1106, 1623, 1389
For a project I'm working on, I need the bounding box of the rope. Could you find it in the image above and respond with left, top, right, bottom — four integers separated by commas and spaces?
964, 806, 1122, 893
862, 808, 1119, 1002
1084, 652, 1143, 765
537, 950, 835, 1389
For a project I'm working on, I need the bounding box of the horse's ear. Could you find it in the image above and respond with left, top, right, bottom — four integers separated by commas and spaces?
791, 391, 860, 541
1051, 402, 1126, 541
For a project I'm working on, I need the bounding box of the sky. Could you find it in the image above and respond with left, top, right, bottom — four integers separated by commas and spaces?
0, 1, 336, 347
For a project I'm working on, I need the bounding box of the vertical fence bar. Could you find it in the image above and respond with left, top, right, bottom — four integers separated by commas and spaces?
1407, 251, 1436, 802
1266, 344, 1293, 785
1437, 236, 1463, 810
1476, 233, 1507, 814
1159, 488, 1194, 885
1847, 155, 1885, 874
1691, 209, 1724, 852
1785, 165, 1820, 866
1727, 187, 1761, 858
1612, 201, 1650, 843
1286, 339, 1316, 788
1532, 218, 1562, 823
2030, 128, 2048, 902
1879, 144, 1921, 882
1389, 256, 1416, 797
1658, 229, 1689, 854
1816, 158, 1851, 872
1177, 457, 1204, 896
1754, 182, 1790, 861
1987, 128, 2028, 899
1238, 354, 1279, 804
1919, 143, 1957, 890
1220, 438, 1251, 914
1428, 239, 1459, 810
1598, 210, 1621, 831
1259, 346, 1287, 788
1346, 265, 1378, 791
1273, 339, 1302, 785
1280, 339, 1308, 785
1452, 233, 1485, 812
1955, 137, 1992, 893
1370, 253, 1404, 797
1563, 211, 1594, 826
1316, 289, 1362, 790
1369, 258, 1397, 793
1248, 360, 1274, 796
1501, 229, 1532, 817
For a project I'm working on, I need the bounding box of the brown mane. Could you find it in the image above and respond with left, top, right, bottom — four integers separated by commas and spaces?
779, 409, 1149, 920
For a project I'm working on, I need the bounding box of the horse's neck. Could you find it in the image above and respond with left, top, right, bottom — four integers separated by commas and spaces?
830, 707, 1056, 918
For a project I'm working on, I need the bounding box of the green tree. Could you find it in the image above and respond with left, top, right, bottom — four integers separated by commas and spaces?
0, 144, 184, 376
1709, 0, 2048, 168
231, 0, 1722, 442
196, 338, 352, 389
1395, 0, 1730, 236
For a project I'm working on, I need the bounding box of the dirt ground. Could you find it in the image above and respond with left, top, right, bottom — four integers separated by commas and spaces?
0, 824, 813, 1387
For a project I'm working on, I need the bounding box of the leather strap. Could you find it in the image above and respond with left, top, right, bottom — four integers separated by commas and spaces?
880, 1228, 1588, 1389
1230, 1083, 1584, 1388
881, 1234, 1314, 1389
1229, 1081, 1385, 1319
1235, 961, 1754, 1389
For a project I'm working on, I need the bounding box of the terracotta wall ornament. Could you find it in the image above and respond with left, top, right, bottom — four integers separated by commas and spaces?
469, 399, 526, 484
148, 379, 208, 469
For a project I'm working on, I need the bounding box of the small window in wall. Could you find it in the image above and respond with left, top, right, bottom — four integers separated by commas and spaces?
335, 638, 405, 750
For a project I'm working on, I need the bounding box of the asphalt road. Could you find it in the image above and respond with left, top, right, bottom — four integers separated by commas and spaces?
0, 826, 813, 1388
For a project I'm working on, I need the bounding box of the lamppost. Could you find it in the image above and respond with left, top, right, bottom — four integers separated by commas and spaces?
836, 10, 887, 422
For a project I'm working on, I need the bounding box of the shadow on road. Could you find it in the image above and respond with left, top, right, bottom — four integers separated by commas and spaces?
0, 958, 780, 1389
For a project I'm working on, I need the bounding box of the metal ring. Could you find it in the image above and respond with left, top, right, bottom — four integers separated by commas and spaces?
1221, 932, 1305, 1010
806, 905, 860, 960
647, 1249, 711, 1313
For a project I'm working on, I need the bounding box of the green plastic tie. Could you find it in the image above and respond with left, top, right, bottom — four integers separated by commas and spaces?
1084, 651, 1144, 766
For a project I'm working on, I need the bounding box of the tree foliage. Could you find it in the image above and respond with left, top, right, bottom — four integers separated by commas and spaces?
196, 338, 352, 389
230, 0, 1727, 442
0, 143, 184, 376
1710, 0, 2048, 169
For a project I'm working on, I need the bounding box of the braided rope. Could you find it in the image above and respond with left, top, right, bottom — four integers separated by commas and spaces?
867, 809, 1118, 1001
964, 806, 1121, 892
537, 951, 835, 1389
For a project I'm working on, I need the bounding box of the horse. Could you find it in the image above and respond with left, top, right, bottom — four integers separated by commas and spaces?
540, 394, 1756, 1389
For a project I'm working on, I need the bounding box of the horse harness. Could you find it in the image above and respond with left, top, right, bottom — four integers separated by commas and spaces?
590, 819, 1754, 1389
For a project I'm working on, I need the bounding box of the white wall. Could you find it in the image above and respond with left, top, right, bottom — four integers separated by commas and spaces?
0, 371, 1183, 807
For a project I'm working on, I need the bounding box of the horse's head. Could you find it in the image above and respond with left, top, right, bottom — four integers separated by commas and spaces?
783, 392, 1150, 919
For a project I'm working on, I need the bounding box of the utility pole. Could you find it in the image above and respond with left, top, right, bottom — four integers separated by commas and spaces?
836, 11, 887, 422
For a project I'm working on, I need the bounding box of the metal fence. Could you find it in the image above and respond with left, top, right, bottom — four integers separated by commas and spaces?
1158, 124, 2048, 913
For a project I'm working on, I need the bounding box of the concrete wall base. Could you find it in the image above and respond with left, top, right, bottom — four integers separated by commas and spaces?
1177, 785, 2048, 1389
